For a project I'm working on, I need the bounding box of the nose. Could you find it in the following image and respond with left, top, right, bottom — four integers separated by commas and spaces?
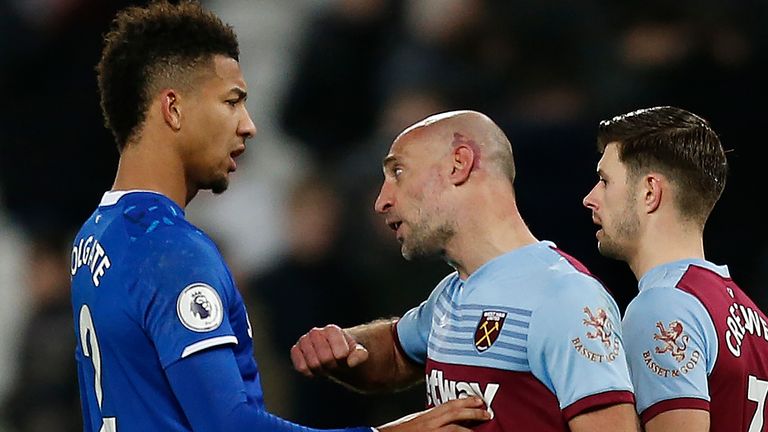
374, 182, 393, 214
239, 109, 257, 139
582, 185, 598, 210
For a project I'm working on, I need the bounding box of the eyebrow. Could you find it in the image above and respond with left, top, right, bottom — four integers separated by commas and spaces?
382, 155, 397, 170
229, 87, 248, 101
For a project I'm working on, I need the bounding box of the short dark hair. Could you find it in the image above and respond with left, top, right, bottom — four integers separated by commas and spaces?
97, 0, 239, 151
597, 106, 728, 225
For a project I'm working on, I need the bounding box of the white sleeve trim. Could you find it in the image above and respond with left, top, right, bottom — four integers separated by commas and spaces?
181, 335, 238, 358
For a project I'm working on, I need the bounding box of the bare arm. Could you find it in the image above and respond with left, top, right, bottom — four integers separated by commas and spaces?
644, 409, 709, 432
169, 346, 489, 431
377, 396, 491, 432
291, 319, 423, 393
567, 403, 641, 432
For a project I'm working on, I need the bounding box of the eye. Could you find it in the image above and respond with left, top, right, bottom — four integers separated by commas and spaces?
394, 167, 404, 178
226, 99, 238, 107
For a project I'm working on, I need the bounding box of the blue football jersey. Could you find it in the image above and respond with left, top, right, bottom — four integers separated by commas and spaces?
396, 241, 635, 430
71, 191, 262, 431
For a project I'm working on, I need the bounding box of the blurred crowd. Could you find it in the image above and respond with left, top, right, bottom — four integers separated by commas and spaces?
0, 0, 766, 430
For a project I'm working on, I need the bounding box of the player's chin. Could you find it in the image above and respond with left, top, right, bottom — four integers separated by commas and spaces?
208, 176, 230, 195
597, 241, 623, 261
400, 249, 414, 261
401, 243, 435, 262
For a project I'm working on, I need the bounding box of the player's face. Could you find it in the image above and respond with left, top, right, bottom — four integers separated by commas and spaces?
180, 55, 256, 194
374, 134, 454, 260
583, 143, 641, 261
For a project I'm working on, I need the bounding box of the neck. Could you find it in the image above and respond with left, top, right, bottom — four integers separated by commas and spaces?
446, 193, 538, 279
628, 221, 705, 280
111, 141, 194, 209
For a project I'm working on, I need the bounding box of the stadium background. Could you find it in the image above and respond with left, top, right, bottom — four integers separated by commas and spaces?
0, 0, 766, 430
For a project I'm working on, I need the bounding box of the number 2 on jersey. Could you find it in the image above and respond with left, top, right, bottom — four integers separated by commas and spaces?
79, 305, 118, 432
748, 375, 768, 432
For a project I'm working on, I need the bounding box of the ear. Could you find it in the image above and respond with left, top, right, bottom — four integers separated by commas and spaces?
642, 173, 664, 214
160, 89, 182, 131
448, 144, 476, 185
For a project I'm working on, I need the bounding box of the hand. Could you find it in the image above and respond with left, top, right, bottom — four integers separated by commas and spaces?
291, 324, 369, 378
377, 397, 491, 432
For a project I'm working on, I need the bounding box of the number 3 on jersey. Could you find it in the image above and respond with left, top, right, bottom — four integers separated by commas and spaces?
79, 305, 118, 432
748, 375, 768, 432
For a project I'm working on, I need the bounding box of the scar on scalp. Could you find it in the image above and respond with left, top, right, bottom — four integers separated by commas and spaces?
452, 132, 480, 168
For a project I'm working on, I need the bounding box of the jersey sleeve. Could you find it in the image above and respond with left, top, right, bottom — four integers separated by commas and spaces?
135, 230, 238, 369
168, 346, 373, 432
622, 287, 717, 424
395, 273, 457, 365
528, 280, 635, 420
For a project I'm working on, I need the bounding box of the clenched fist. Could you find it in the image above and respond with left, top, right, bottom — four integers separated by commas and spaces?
291, 324, 369, 377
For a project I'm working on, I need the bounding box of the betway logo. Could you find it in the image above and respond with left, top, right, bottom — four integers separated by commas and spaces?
425, 369, 499, 418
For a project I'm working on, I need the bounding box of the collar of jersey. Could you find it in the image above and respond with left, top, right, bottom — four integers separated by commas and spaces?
99, 190, 183, 215
462, 240, 556, 284
638, 258, 730, 292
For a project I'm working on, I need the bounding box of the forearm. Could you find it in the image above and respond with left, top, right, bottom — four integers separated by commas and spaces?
644, 409, 709, 432
568, 403, 640, 432
168, 347, 372, 432
335, 318, 423, 393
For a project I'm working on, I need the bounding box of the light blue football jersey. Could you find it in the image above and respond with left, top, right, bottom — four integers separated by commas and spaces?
396, 241, 635, 430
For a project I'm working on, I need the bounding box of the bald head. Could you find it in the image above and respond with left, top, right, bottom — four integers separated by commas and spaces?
375, 110, 526, 266
396, 110, 516, 184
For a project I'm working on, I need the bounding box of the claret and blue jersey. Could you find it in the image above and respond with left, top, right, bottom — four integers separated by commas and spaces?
622, 259, 768, 431
395, 241, 636, 431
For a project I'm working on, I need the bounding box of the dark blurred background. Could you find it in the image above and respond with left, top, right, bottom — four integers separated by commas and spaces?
1, 0, 766, 430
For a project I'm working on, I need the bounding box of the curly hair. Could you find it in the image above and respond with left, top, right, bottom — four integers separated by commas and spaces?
97, 0, 239, 151
596, 106, 728, 226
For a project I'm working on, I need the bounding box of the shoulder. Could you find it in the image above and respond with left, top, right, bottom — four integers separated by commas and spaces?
624, 287, 711, 331
120, 195, 193, 241
487, 242, 609, 299
534, 243, 610, 297
530, 282, 620, 334
537, 269, 615, 316
526, 261, 621, 343
124, 213, 224, 282
526, 264, 621, 342
108, 195, 215, 259
424, 271, 461, 301
435, 272, 460, 291
623, 286, 717, 370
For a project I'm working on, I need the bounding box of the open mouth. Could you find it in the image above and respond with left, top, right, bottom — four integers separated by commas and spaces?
231, 147, 245, 159
388, 221, 402, 232
229, 147, 245, 172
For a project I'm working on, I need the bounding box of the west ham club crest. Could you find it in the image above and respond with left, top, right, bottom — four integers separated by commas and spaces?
475, 310, 507, 352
